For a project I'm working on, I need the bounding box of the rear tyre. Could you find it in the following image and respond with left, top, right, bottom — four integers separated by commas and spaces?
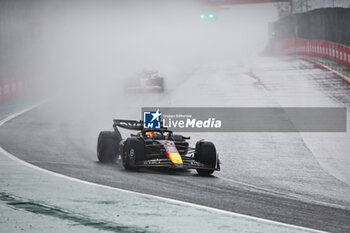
97, 131, 121, 163
122, 138, 144, 170
195, 141, 217, 176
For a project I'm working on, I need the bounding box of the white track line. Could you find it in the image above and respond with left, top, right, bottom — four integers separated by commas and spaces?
0, 103, 325, 233
0, 102, 44, 127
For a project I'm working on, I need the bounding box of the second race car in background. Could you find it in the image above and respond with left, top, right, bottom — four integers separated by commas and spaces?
124, 69, 165, 93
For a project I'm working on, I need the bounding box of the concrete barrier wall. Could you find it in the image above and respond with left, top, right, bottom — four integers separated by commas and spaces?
280, 38, 350, 84
282, 38, 350, 68
0, 77, 31, 104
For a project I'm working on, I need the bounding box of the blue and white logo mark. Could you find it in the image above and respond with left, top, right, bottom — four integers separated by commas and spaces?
143, 109, 161, 129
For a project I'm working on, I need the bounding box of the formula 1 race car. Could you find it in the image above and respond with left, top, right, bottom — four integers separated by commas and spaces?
124, 69, 165, 93
97, 120, 220, 176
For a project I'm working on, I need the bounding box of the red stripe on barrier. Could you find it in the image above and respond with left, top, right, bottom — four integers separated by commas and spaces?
281, 38, 350, 81
346, 46, 350, 71
3, 79, 9, 100
11, 78, 16, 99
0, 77, 28, 104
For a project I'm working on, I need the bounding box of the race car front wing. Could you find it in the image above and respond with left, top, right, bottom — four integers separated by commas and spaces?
135, 157, 220, 170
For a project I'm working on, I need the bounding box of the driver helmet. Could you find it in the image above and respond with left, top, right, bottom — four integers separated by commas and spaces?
145, 131, 155, 139
145, 131, 161, 139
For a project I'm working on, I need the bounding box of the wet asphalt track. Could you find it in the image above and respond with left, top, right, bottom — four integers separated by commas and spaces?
1, 57, 350, 232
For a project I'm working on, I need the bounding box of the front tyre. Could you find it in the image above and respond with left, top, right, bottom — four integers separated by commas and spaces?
122, 138, 144, 170
97, 131, 121, 163
197, 169, 214, 176
195, 141, 217, 176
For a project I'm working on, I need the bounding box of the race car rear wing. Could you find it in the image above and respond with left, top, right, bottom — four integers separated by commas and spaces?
113, 119, 143, 131
113, 119, 169, 136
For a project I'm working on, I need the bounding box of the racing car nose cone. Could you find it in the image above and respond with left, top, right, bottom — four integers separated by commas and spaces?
167, 152, 183, 165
